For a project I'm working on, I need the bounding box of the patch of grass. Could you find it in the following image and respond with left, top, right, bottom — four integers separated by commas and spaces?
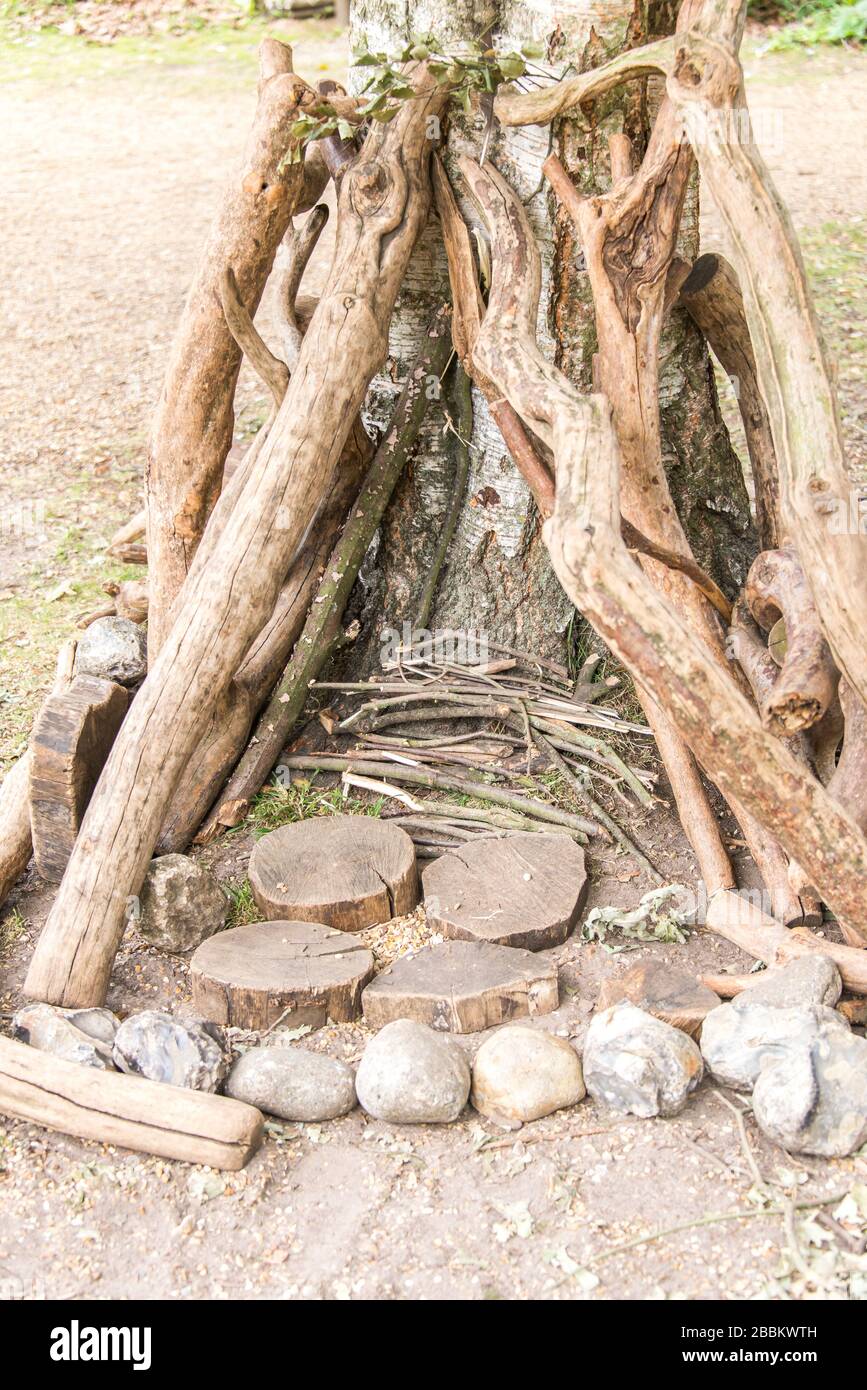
244, 775, 385, 837
763, 0, 867, 47
224, 878, 262, 929
0, 906, 26, 955
0, 11, 346, 90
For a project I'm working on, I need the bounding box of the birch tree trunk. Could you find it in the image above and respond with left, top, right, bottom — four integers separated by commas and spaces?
347, 0, 753, 668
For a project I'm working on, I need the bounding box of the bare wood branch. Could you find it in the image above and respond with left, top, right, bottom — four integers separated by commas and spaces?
745, 547, 838, 735
218, 266, 289, 410
275, 203, 329, 370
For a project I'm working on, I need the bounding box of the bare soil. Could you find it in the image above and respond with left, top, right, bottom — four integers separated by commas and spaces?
1, 17, 866, 1302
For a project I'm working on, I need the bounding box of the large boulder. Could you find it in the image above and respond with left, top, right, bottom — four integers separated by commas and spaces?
583, 1001, 703, 1118
112, 1011, 229, 1092
74, 615, 147, 687
700, 1000, 850, 1092
471, 1025, 585, 1127
355, 1019, 470, 1124
753, 1026, 867, 1157
225, 1046, 357, 1122
137, 854, 228, 954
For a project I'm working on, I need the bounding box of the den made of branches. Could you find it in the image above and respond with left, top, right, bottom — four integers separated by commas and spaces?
2, 0, 866, 1023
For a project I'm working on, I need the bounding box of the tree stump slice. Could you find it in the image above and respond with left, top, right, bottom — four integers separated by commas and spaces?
190, 920, 375, 1031
362, 939, 559, 1033
595, 960, 722, 1038
422, 832, 587, 951
248, 815, 419, 931
30, 675, 128, 882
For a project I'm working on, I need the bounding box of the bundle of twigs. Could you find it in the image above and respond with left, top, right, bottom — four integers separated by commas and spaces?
278, 648, 662, 879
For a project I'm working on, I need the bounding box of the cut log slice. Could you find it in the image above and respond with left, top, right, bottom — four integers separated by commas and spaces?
190, 920, 375, 1031
248, 815, 419, 931
362, 939, 559, 1033
422, 832, 587, 951
29, 675, 128, 882
595, 960, 722, 1037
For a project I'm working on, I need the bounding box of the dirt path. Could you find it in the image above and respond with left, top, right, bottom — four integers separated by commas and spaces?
1, 22, 866, 1302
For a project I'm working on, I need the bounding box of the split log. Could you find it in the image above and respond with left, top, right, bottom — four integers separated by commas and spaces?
144, 39, 321, 659
190, 920, 375, 1030
25, 63, 451, 1008
677, 252, 780, 548
195, 304, 453, 842
0, 641, 77, 909
422, 832, 588, 951
29, 675, 128, 883
0, 1035, 262, 1171
745, 547, 838, 735
248, 816, 419, 930
361, 939, 559, 1033
460, 154, 867, 942
596, 960, 722, 1036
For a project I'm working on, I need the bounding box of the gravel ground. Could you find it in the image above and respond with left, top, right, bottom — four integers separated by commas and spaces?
1, 18, 866, 1302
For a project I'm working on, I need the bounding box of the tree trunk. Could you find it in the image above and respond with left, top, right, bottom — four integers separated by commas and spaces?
347, 0, 753, 669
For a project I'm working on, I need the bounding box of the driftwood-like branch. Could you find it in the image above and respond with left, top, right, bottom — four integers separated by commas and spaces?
745, 547, 838, 735
218, 266, 290, 410
706, 892, 867, 995
461, 154, 867, 941
144, 39, 318, 659
196, 305, 454, 841
275, 202, 329, 370
26, 63, 452, 1008
677, 253, 780, 548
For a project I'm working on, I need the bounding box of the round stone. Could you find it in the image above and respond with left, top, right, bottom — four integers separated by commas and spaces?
355, 1019, 470, 1124
225, 1046, 357, 1122
471, 1025, 585, 1126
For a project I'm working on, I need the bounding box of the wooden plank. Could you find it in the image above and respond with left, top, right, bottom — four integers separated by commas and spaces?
0, 1036, 263, 1170
30, 675, 127, 882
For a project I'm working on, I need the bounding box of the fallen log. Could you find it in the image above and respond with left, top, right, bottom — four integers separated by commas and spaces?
144, 39, 320, 659
25, 62, 451, 1008
461, 154, 867, 941
0, 1036, 262, 1170
705, 891, 867, 996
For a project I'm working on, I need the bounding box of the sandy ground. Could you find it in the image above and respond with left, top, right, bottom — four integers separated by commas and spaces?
1, 20, 866, 1302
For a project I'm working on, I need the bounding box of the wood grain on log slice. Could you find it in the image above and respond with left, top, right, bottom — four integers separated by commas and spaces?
30, 676, 128, 883
595, 960, 721, 1037
248, 816, 418, 931
190, 920, 375, 1030
362, 939, 559, 1033
0, 1035, 262, 1170
422, 833, 587, 951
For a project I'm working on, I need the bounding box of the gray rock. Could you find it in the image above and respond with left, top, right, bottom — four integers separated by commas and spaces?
12, 1003, 119, 1070
138, 854, 228, 954
471, 1025, 585, 1127
753, 1026, 867, 1157
225, 1046, 356, 1121
734, 955, 841, 1011
583, 1001, 703, 1118
112, 1011, 228, 1091
355, 1019, 470, 1124
700, 999, 849, 1091
74, 615, 147, 687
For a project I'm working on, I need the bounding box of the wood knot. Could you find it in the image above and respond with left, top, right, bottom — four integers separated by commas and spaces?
350, 162, 390, 214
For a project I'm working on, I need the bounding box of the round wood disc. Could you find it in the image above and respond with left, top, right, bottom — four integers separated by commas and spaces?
362, 939, 559, 1033
190, 920, 375, 1031
422, 832, 587, 951
248, 815, 419, 931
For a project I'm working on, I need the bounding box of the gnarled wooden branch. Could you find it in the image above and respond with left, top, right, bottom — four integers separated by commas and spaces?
26, 64, 451, 1008
677, 253, 780, 548
144, 39, 318, 660
218, 266, 290, 410
461, 154, 867, 941
275, 202, 329, 371
745, 547, 838, 735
